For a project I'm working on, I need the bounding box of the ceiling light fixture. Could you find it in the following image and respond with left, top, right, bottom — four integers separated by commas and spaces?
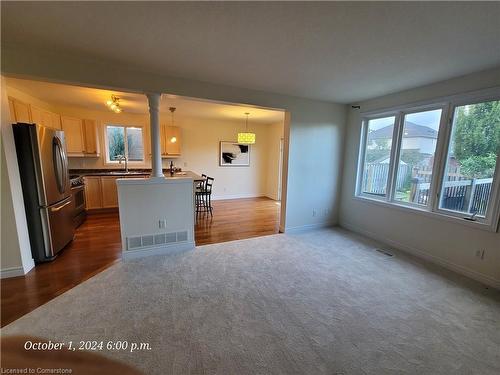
169, 107, 177, 143
106, 95, 122, 113
237, 112, 256, 144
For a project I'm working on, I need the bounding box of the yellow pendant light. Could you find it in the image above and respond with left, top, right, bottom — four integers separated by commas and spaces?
238, 112, 256, 144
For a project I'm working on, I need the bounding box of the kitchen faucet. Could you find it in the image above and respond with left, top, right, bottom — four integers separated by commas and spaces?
117, 155, 128, 173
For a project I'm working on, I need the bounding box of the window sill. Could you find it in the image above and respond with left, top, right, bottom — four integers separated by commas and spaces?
353, 195, 499, 233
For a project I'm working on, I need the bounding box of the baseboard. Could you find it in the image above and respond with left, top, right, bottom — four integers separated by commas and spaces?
340, 221, 500, 290
284, 221, 336, 234
122, 241, 195, 260
0, 266, 25, 279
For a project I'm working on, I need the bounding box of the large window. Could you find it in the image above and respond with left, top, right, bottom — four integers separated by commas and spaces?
360, 116, 395, 197
439, 101, 500, 218
356, 94, 500, 230
105, 125, 144, 163
394, 109, 442, 206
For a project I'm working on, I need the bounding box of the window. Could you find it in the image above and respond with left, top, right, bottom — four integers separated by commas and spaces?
394, 109, 442, 206
356, 94, 500, 230
360, 116, 395, 198
105, 125, 144, 163
438, 101, 500, 218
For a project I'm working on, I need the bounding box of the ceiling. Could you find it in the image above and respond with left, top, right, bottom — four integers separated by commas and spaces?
2, 2, 500, 103
5, 78, 284, 124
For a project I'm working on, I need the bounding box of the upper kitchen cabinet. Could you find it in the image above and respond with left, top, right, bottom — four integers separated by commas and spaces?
82, 119, 99, 156
61, 115, 85, 155
8, 98, 17, 122
50, 112, 62, 130
61, 116, 100, 157
30, 105, 61, 130
165, 126, 181, 157
160, 123, 168, 156
9, 97, 31, 123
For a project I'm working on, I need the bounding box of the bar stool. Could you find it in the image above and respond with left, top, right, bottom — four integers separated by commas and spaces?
196, 176, 214, 216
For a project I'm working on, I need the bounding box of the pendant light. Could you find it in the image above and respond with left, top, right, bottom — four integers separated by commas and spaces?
169, 107, 177, 143
237, 112, 256, 144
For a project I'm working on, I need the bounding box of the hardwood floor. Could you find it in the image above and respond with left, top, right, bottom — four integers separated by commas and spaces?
0, 212, 122, 327
1, 197, 280, 327
195, 197, 281, 245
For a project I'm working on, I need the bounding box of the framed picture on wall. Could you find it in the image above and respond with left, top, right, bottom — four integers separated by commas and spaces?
219, 141, 250, 167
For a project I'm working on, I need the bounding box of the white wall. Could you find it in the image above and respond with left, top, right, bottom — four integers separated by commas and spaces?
2, 46, 347, 233
161, 117, 283, 200
0, 77, 35, 278
339, 67, 500, 288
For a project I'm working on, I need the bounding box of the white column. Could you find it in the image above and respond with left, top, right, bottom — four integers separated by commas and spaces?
146, 93, 163, 178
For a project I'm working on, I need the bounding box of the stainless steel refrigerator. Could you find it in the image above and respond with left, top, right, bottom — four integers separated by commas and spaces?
13, 123, 74, 262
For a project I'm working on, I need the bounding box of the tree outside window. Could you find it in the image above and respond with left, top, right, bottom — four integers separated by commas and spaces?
106, 125, 144, 162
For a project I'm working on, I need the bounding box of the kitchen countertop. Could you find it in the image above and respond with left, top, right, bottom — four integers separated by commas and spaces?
70, 169, 204, 181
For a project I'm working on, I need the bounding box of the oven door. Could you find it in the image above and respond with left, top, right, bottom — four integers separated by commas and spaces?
72, 185, 85, 214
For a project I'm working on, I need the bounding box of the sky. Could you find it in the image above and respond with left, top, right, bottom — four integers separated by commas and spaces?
368, 109, 442, 131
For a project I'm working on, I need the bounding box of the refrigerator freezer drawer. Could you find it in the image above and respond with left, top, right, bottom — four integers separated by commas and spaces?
40, 197, 74, 259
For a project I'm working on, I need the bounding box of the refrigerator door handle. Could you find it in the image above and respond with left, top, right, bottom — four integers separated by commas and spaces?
53, 136, 67, 194
50, 199, 72, 212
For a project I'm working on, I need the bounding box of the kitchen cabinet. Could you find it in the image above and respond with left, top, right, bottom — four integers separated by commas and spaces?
51, 113, 62, 129
61, 116, 99, 156
160, 123, 168, 156
61, 116, 85, 155
161, 125, 181, 157
9, 97, 31, 123
8, 98, 16, 123
101, 177, 119, 208
30, 106, 42, 126
82, 119, 99, 155
83, 177, 102, 209
83, 174, 148, 210
30, 105, 61, 130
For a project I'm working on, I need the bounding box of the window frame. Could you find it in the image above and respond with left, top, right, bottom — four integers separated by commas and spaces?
356, 112, 398, 201
355, 88, 500, 232
104, 124, 145, 164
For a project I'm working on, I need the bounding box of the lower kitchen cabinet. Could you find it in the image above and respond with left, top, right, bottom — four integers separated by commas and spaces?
84, 175, 148, 210
101, 177, 119, 208
83, 177, 102, 209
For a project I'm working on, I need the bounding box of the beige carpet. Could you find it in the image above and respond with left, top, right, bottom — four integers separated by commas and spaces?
2, 228, 500, 374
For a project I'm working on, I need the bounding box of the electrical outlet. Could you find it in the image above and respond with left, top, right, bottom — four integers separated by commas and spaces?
159, 219, 167, 229
183, 162, 188, 167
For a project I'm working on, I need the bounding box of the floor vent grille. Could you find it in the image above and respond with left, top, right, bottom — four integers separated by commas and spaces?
127, 231, 189, 251
375, 248, 394, 257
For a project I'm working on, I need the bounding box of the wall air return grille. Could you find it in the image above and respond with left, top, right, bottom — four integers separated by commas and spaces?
126, 231, 189, 251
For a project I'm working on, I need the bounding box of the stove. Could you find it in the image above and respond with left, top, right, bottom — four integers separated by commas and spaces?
69, 175, 86, 227
70, 174, 84, 188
